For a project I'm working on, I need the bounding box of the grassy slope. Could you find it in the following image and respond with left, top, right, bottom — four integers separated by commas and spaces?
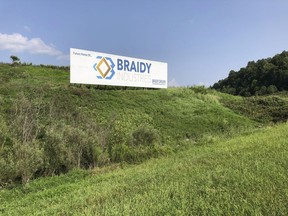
0, 64, 256, 143
1, 64, 287, 214
219, 91, 288, 123
1, 123, 287, 215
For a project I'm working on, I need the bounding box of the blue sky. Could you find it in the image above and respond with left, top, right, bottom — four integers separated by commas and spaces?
0, 0, 288, 86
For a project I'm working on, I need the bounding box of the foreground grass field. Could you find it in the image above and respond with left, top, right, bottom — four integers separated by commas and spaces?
1, 123, 287, 215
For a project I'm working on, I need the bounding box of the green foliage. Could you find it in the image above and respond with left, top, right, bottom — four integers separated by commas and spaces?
12, 141, 44, 184
1, 123, 287, 215
10, 55, 20, 65
0, 63, 266, 186
111, 143, 132, 162
220, 93, 288, 123
213, 50, 288, 96
1, 63, 288, 214
132, 124, 159, 146
0, 94, 44, 184
0, 137, 44, 186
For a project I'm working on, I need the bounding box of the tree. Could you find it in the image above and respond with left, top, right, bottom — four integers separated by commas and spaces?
212, 50, 288, 96
10, 55, 20, 65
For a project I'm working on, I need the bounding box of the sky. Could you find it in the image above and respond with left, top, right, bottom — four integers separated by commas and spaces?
0, 0, 288, 86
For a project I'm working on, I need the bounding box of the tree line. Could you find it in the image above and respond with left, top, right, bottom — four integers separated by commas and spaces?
212, 51, 288, 96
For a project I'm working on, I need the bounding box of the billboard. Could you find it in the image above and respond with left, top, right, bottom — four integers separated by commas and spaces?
70, 48, 167, 88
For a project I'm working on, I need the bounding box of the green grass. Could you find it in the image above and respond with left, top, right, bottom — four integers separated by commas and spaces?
0, 64, 259, 184
1, 64, 288, 214
0, 64, 256, 142
1, 123, 287, 215
219, 91, 288, 123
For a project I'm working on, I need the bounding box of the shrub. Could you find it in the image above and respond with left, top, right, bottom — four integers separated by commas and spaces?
132, 124, 159, 146
111, 143, 132, 163
13, 140, 44, 184
0, 149, 17, 186
0, 140, 44, 185
42, 123, 73, 175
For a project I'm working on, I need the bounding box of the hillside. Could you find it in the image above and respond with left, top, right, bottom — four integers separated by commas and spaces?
0, 63, 260, 185
1, 63, 288, 214
1, 122, 287, 215
212, 50, 288, 96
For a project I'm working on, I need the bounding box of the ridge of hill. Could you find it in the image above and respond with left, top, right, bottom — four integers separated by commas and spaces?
0, 63, 260, 185
212, 50, 288, 96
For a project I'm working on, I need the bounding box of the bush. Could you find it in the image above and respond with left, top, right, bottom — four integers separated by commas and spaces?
42, 121, 108, 174
0, 140, 44, 185
111, 143, 132, 163
13, 140, 44, 184
132, 124, 159, 146
0, 149, 17, 186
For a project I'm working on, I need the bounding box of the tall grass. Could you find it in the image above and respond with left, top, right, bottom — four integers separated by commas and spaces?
1, 123, 287, 215
0, 64, 258, 185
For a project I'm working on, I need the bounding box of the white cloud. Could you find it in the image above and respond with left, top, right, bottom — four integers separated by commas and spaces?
0, 33, 67, 60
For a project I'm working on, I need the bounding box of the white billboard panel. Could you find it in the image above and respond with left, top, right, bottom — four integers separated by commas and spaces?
70, 48, 167, 88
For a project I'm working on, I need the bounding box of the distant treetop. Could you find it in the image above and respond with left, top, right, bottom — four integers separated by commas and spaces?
212, 51, 288, 96
10, 55, 20, 65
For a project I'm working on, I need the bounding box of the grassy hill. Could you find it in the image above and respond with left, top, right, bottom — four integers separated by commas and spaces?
0, 64, 260, 185
0, 63, 288, 214
1, 122, 287, 215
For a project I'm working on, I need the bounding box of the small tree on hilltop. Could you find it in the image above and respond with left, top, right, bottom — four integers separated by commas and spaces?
10, 55, 20, 65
